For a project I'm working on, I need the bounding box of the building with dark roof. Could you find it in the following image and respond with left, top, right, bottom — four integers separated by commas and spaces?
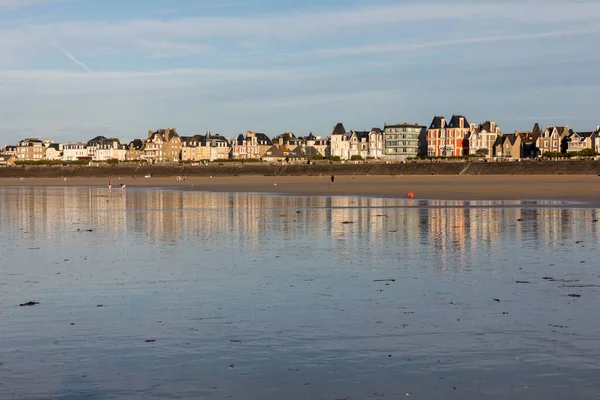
426, 115, 470, 157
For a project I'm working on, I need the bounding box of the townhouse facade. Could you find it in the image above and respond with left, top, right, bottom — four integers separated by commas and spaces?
427, 115, 471, 157
469, 121, 501, 158
493, 134, 522, 159
367, 128, 384, 159
181, 132, 231, 161
232, 131, 272, 159
537, 125, 570, 155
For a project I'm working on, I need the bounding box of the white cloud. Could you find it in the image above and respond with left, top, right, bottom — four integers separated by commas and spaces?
2, 2, 600, 60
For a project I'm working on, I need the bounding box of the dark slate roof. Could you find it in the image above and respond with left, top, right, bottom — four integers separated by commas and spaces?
371, 128, 382, 133
152, 128, 179, 141
429, 116, 445, 129
254, 133, 273, 146
263, 145, 287, 158
478, 121, 494, 132
129, 139, 144, 150
289, 145, 321, 158
506, 134, 518, 145
574, 131, 594, 138
236, 134, 245, 145
48, 143, 61, 150
181, 135, 204, 146
87, 136, 108, 145
307, 132, 316, 141
332, 123, 346, 136
354, 131, 370, 141
533, 123, 541, 134
516, 131, 540, 144
447, 115, 469, 129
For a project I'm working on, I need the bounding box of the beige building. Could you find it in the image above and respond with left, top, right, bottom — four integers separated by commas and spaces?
45, 143, 63, 160
493, 134, 522, 159
125, 139, 144, 161
0, 155, 17, 166
1, 145, 17, 156
16, 138, 46, 161
143, 128, 183, 162
537, 125, 570, 155
181, 132, 231, 161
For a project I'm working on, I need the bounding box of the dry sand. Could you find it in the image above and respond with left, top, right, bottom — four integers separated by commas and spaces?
2, 175, 600, 203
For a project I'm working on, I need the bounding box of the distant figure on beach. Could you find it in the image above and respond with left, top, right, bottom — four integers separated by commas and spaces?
108, 178, 112, 194
331, 175, 335, 185
119, 183, 126, 195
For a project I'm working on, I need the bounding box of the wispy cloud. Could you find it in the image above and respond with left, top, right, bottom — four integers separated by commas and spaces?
57, 46, 93, 72
305, 26, 600, 58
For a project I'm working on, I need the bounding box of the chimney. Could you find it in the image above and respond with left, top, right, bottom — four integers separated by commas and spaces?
148, 130, 153, 139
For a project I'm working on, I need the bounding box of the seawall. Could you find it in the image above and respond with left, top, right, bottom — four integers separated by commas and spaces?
1, 161, 600, 178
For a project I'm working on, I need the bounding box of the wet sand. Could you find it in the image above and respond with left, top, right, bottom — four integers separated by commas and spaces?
2, 175, 600, 203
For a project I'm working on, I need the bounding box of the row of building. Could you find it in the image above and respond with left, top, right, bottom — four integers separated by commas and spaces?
2, 116, 600, 164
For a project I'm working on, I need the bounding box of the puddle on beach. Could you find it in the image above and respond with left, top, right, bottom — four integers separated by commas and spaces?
0, 187, 599, 399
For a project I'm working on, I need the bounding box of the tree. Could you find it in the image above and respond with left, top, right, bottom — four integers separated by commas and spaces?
350, 155, 363, 161
579, 148, 596, 157
475, 148, 489, 156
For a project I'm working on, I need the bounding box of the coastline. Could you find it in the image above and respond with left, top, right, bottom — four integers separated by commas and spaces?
2, 175, 600, 203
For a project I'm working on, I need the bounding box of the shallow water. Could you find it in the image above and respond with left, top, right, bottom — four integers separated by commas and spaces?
0, 187, 599, 399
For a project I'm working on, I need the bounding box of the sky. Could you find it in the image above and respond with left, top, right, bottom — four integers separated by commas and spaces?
1, 0, 599, 144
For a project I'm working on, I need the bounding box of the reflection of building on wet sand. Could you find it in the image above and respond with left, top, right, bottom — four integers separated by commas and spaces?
2, 187, 130, 237
2, 188, 600, 252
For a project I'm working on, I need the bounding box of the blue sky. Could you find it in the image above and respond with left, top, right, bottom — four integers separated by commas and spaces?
0, 0, 599, 143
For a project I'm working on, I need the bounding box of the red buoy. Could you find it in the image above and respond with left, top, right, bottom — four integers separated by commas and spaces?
407, 192, 414, 199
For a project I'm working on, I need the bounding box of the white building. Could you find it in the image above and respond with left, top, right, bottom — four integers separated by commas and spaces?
62, 142, 88, 161
469, 121, 501, 158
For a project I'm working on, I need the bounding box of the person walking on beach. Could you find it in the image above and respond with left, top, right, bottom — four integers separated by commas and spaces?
119, 182, 126, 196
331, 175, 335, 185
108, 178, 112, 195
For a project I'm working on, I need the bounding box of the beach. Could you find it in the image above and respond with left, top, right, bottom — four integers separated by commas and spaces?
2, 175, 600, 202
